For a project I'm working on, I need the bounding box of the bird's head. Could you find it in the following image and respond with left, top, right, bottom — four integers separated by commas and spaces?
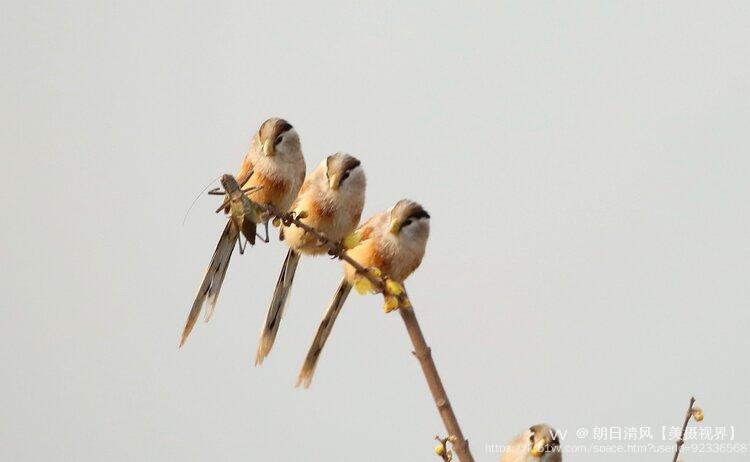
324, 152, 365, 193
258, 118, 300, 159
387, 199, 430, 244
528, 424, 561, 459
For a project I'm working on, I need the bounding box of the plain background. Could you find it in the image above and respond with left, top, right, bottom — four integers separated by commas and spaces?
1, 1, 748, 461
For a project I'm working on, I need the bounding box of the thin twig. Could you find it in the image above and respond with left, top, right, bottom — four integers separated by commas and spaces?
257, 205, 384, 289
672, 396, 696, 462
434, 435, 453, 462
218, 174, 475, 462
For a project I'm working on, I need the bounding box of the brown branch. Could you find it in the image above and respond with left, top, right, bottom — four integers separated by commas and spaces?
672, 396, 695, 462
219, 174, 475, 462
402, 308, 473, 462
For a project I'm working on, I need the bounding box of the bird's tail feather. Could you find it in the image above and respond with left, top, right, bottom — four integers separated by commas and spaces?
296, 278, 352, 388
255, 249, 301, 365
180, 220, 239, 347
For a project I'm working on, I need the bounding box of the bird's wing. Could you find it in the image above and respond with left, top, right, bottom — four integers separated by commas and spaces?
355, 212, 386, 242
297, 167, 306, 193
235, 156, 255, 189
289, 175, 313, 212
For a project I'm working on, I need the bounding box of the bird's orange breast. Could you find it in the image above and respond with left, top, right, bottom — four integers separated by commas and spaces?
246, 171, 293, 210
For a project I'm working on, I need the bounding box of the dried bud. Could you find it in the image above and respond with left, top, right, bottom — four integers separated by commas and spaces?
272, 217, 281, 227
692, 407, 704, 422
296, 210, 309, 219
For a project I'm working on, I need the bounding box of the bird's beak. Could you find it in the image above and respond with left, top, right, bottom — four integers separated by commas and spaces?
530, 442, 545, 457
329, 174, 341, 190
262, 139, 275, 157
389, 219, 400, 235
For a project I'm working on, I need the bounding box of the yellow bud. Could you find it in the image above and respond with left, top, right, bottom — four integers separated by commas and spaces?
370, 267, 382, 278
399, 296, 412, 309
342, 232, 361, 250
383, 295, 399, 313
693, 408, 704, 422
272, 217, 281, 227
385, 280, 404, 296
354, 277, 375, 295
296, 210, 309, 219
434, 443, 445, 456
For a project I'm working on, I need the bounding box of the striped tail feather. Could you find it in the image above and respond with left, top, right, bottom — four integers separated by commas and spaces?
203, 224, 238, 323
255, 249, 301, 365
179, 220, 239, 347
296, 278, 352, 388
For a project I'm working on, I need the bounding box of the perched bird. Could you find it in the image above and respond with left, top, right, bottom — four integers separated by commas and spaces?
500, 424, 562, 462
255, 153, 366, 365
296, 199, 430, 387
180, 118, 306, 347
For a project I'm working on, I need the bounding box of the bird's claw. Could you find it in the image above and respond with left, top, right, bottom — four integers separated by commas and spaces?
327, 242, 345, 259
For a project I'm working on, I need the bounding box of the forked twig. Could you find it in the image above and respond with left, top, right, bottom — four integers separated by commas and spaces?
434, 435, 456, 461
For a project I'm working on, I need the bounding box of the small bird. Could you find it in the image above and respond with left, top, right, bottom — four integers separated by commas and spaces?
296, 199, 430, 387
180, 118, 306, 347
255, 153, 366, 365
500, 424, 562, 462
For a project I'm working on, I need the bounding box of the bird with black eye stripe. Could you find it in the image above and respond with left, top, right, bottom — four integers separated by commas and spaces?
500, 424, 562, 462
180, 117, 305, 348
255, 153, 366, 365
296, 199, 430, 387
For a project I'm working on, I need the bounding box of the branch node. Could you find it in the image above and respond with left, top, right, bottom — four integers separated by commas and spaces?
414, 347, 432, 360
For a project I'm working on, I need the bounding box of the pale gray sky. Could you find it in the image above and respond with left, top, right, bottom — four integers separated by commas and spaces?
1, 1, 749, 461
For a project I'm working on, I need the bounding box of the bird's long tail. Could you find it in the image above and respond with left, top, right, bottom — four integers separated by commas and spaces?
180, 220, 239, 347
255, 249, 301, 365
296, 277, 352, 388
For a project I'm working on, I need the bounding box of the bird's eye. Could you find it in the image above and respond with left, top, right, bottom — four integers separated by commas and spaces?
402, 219, 413, 227
341, 171, 350, 181
274, 136, 283, 146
